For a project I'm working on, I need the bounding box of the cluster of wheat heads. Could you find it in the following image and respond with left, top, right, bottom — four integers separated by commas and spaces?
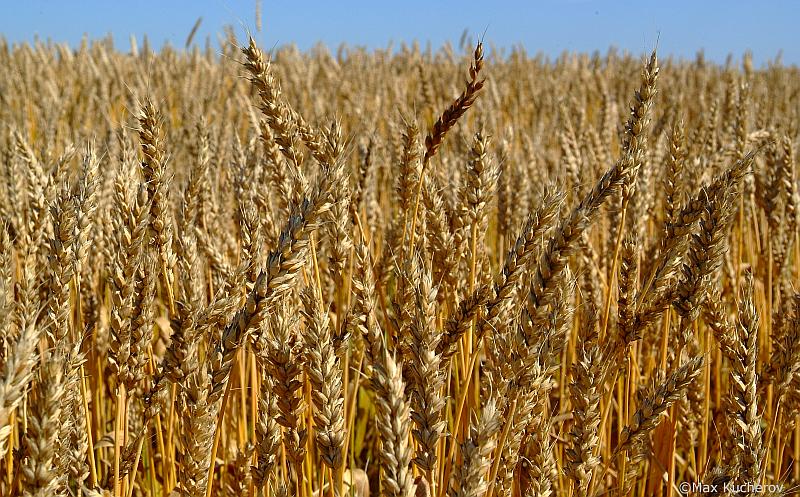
0, 33, 800, 497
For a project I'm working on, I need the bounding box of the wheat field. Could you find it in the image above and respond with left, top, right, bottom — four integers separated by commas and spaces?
0, 32, 799, 497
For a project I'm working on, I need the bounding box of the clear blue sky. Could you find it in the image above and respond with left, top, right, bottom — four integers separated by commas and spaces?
1, 1, 797, 66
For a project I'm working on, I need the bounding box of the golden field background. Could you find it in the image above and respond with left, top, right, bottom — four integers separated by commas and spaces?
0, 34, 799, 497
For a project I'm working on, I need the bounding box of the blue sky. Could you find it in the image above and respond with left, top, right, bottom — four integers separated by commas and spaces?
1, 1, 797, 65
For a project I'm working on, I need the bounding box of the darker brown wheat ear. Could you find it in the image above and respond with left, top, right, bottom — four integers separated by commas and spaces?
424, 42, 485, 165
404, 41, 487, 256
